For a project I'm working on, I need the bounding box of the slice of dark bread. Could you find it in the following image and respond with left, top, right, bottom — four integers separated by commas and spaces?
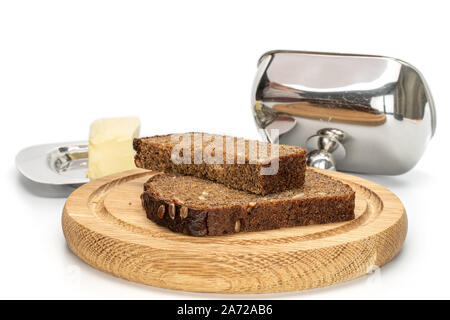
141, 169, 355, 236
133, 133, 306, 195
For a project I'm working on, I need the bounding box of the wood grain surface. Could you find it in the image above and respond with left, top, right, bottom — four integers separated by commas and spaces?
62, 168, 407, 293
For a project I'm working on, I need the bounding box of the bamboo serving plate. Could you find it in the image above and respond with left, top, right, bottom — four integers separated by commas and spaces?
62, 168, 407, 294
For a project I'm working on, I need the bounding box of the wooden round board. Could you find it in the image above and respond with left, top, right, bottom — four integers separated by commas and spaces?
62, 168, 407, 294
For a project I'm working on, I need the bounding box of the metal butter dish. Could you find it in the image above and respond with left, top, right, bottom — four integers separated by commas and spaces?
252, 50, 436, 174
16, 50, 437, 185
16, 141, 89, 185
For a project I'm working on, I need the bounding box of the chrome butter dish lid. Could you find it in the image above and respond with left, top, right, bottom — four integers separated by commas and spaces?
16, 141, 89, 185
252, 50, 436, 175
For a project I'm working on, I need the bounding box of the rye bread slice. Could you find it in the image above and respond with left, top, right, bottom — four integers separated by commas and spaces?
133, 133, 306, 195
141, 169, 355, 236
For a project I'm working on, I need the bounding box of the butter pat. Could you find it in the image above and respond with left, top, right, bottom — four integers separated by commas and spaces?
87, 117, 140, 180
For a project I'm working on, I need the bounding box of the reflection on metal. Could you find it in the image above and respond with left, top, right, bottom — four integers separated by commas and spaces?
252, 50, 436, 175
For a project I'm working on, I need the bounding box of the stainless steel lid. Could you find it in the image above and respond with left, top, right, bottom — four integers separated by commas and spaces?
252, 50, 436, 174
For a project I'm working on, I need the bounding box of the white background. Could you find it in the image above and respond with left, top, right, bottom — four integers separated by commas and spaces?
0, 0, 449, 299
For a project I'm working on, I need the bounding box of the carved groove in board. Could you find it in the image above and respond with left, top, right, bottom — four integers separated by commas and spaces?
98, 175, 382, 245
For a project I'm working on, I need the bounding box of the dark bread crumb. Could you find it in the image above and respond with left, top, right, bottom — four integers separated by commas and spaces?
141, 169, 355, 236
133, 133, 306, 195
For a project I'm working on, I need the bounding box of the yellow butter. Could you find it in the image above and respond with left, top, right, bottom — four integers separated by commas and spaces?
87, 117, 140, 180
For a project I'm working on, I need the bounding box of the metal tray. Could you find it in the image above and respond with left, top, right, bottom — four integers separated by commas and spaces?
16, 141, 90, 185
